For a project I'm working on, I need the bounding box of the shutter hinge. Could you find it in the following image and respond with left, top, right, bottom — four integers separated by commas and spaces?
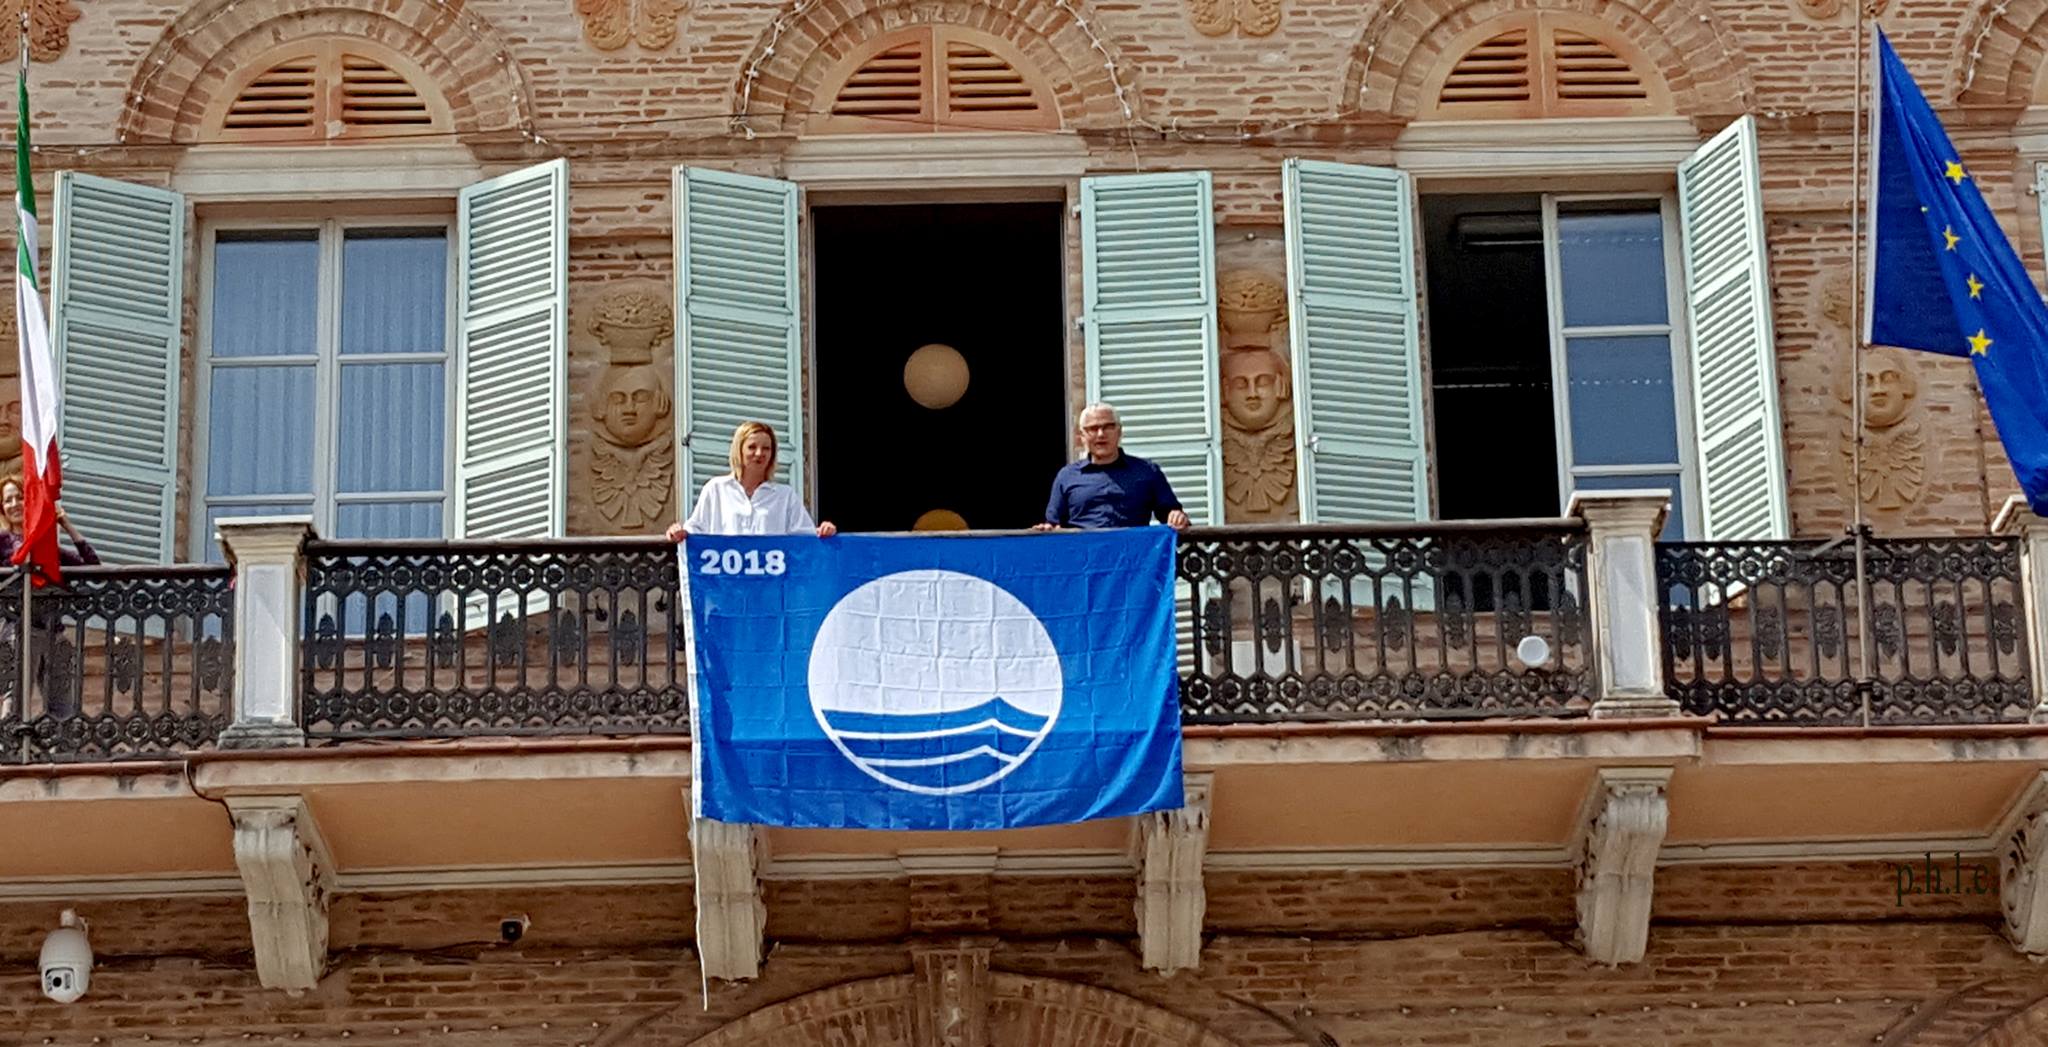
1074, 315, 1087, 330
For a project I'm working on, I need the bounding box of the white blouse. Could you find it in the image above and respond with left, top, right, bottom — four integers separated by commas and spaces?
682, 475, 816, 536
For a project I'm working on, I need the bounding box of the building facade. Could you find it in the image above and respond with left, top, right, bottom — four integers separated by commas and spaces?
8, 0, 2048, 1044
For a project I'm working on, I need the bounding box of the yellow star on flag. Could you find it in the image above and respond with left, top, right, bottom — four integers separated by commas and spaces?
1970, 328, 1994, 356
1946, 160, 1968, 185
1968, 273, 1985, 299
1944, 225, 1960, 250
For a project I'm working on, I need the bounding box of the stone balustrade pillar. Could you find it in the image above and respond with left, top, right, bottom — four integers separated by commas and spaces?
1567, 491, 1677, 719
216, 517, 316, 750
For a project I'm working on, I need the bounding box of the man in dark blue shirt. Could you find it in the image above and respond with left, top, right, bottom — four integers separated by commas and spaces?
1036, 403, 1192, 531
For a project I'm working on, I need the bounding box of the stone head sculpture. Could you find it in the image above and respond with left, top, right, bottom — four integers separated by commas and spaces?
1221, 345, 1292, 433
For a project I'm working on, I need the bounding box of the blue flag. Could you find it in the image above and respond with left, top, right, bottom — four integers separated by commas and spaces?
1867, 29, 2048, 512
686, 529, 1185, 830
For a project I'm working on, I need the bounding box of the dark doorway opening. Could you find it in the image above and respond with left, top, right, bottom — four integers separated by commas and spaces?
812, 202, 1066, 533
1420, 194, 1558, 521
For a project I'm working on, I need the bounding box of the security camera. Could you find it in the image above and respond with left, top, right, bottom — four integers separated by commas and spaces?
499, 914, 529, 944
39, 909, 91, 1004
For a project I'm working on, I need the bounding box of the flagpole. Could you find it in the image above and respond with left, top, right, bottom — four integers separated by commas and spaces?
1848, 8, 1875, 727
12, 0, 28, 739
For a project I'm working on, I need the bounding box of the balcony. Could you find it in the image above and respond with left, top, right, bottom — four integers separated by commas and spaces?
0, 493, 2042, 766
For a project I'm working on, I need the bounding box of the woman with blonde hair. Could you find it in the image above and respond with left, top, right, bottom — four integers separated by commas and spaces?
665, 421, 836, 541
0, 472, 98, 567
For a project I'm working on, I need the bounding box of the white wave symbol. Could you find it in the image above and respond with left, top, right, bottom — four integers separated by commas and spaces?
820, 699, 1050, 786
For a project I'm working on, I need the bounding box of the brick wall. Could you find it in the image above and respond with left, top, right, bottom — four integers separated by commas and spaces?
1, 862, 2040, 1043
3, 0, 2041, 549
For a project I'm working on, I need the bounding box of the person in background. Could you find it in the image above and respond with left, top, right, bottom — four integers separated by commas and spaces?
665, 421, 837, 541
0, 473, 98, 568
1035, 403, 1192, 532
0, 473, 97, 721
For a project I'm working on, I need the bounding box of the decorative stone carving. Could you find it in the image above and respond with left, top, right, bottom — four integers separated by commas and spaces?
587, 286, 676, 531
1795, 0, 1887, 23
227, 795, 334, 992
1217, 270, 1298, 523
691, 815, 767, 980
910, 943, 993, 1047
1186, 0, 1282, 37
1573, 767, 1670, 965
1821, 276, 1930, 514
2, 0, 81, 62
1134, 772, 1212, 974
2001, 772, 2048, 955
575, 0, 681, 51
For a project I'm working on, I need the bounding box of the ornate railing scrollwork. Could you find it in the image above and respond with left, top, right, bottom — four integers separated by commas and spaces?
1656, 536, 2032, 726
1176, 522, 1592, 722
0, 566, 235, 764
299, 539, 688, 740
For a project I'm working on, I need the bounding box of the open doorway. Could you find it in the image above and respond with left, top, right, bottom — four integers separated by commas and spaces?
812, 201, 1066, 532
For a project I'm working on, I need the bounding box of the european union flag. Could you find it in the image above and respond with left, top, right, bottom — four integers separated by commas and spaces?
1868, 29, 2048, 512
686, 529, 1185, 830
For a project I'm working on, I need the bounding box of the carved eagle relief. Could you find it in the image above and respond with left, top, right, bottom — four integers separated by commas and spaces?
591, 440, 675, 530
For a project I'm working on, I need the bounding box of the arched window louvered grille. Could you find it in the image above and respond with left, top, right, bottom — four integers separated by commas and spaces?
1423, 13, 1668, 119
814, 26, 1058, 132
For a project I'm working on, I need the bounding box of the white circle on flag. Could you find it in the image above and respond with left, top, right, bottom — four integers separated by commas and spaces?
808, 569, 1063, 795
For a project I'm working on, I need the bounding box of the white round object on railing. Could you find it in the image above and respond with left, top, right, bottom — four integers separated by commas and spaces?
1515, 634, 1552, 669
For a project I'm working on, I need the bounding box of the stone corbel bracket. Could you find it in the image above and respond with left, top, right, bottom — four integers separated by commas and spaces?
227, 795, 335, 992
692, 815, 768, 980
1999, 771, 2048, 955
1134, 772, 1214, 974
1573, 767, 1672, 965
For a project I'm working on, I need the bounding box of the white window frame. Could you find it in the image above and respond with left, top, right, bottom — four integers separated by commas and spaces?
1536, 191, 1702, 537
190, 215, 459, 559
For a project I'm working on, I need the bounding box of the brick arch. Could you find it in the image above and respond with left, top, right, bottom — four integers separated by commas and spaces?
1338, 0, 1752, 122
1876, 978, 2048, 1046
684, 972, 1243, 1046
119, 0, 534, 144
1955, 0, 2048, 105
733, 0, 1142, 133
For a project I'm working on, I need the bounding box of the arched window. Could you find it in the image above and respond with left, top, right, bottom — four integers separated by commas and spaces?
1420, 12, 1670, 120
203, 39, 452, 143
809, 26, 1058, 133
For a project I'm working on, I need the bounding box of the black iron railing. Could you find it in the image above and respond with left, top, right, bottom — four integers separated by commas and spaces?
300, 539, 688, 739
0, 566, 235, 764
1657, 536, 2032, 725
1177, 521, 1593, 722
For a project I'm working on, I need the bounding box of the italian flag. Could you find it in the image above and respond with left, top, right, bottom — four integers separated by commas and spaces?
12, 52, 60, 584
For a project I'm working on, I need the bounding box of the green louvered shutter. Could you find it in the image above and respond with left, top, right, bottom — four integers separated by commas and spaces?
674, 167, 803, 516
1081, 172, 1221, 524
1282, 158, 1429, 523
51, 173, 184, 564
1678, 115, 1788, 540
454, 159, 568, 540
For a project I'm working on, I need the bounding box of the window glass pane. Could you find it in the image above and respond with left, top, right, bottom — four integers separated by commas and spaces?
334, 500, 443, 540
333, 502, 441, 633
202, 501, 312, 561
1571, 472, 1686, 540
342, 230, 448, 356
211, 232, 319, 358
337, 362, 446, 493
206, 366, 316, 497
1557, 204, 1668, 328
1565, 335, 1680, 467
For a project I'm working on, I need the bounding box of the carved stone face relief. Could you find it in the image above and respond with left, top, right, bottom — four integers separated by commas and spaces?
583, 285, 677, 531
1222, 345, 1289, 433
1820, 258, 1930, 517
1216, 269, 1298, 522
594, 365, 669, 448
